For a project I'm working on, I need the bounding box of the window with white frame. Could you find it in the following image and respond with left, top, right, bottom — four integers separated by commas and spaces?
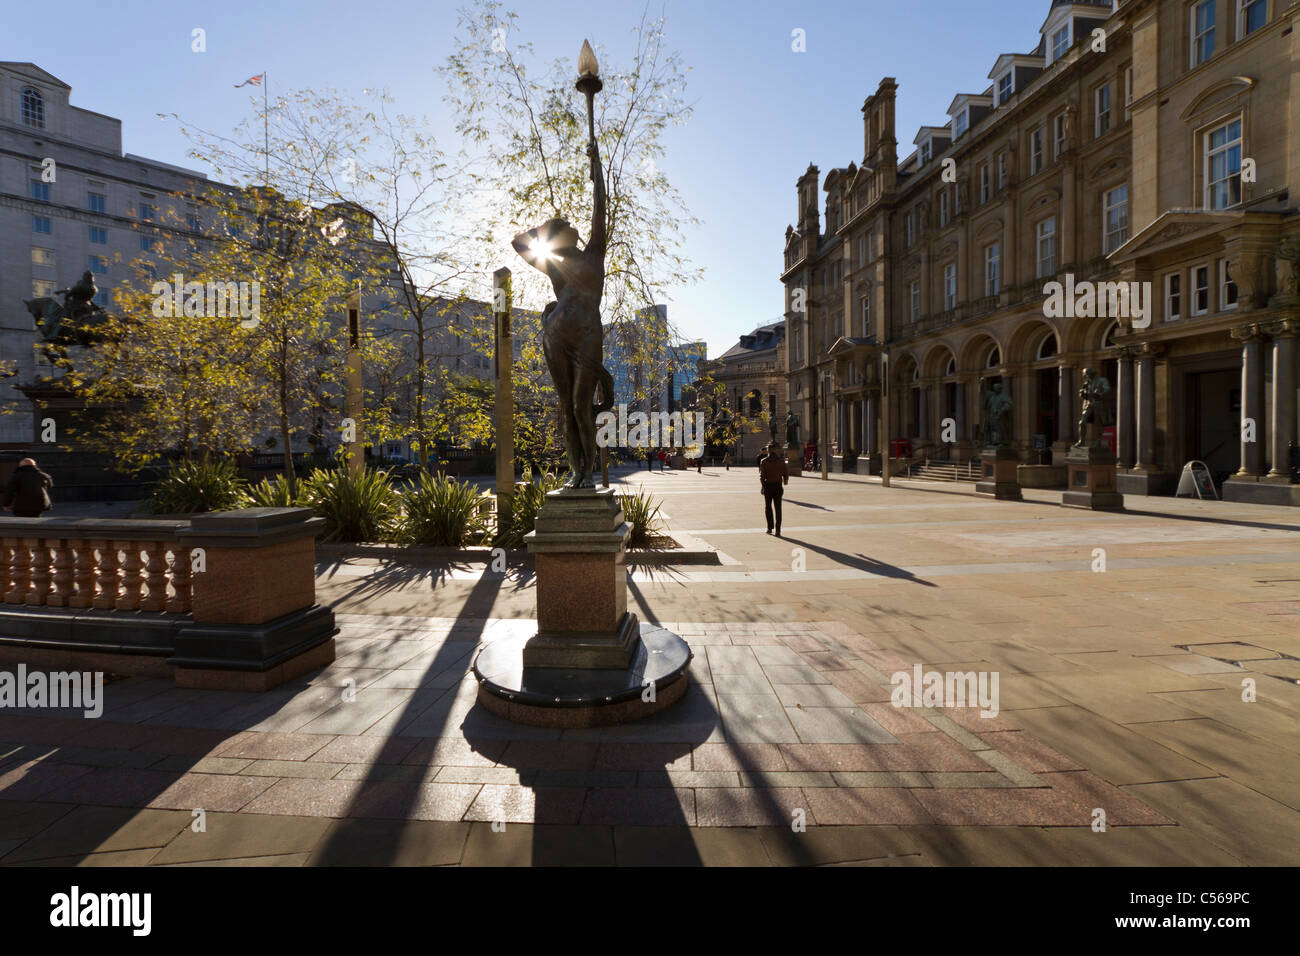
1051, 24, 1071, 62
1191, 0, 1216, 66
910, 280, 921, 321
921, 140, 933, 165
1219, 259, 1238, 309
985, 242, 1001, 296
1123, 67, 1133, 121
21, 88, 44, 128
1103, 185, 1129, 254
980, 163, 991, 203
1192, 264, 1210, 315
997, 73, 1013, 106
954, 110, 969, 139
1030, 127, 1044, 175
1095, 84, 1112, 137
943, 263, 957, 310
1165, 273, 1182, 321
1053, 113, 1067, 161
1238, 0, 1266, 38
1036, 217, 1057, 278
1204, 116, 1242, 210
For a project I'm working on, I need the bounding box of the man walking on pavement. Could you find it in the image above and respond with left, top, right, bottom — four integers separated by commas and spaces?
758, 443, 789, 537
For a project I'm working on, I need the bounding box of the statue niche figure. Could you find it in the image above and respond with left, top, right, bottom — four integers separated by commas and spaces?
512, 140, 615, 490
980, 379, 1013, 448
785, 410, 800, 446
1074, 367, 1114, 447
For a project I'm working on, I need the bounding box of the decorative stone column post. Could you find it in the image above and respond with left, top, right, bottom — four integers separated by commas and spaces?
1233, 324, 1267, 477
1266, 319, 1297, 481
1116, 348, 1136, 469
1135, 346, 1158, 472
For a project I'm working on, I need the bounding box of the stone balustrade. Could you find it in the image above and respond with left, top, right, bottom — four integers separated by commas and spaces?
0, 507, 336, 691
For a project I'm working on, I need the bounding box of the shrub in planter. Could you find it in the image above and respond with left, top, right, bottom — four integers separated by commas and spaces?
245, 474, 299, 508
300, 466, 402, 542
146, 458, 248, 514
619, 488, 664, 548
494, 468, 564, 549
400, 473, 491, 547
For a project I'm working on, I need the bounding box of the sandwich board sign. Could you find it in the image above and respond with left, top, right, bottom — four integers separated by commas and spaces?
1175, 461, 1218, 500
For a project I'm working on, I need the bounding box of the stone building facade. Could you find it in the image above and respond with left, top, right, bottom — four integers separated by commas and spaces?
707, 320, 787, 461
781, 0, 1299, 504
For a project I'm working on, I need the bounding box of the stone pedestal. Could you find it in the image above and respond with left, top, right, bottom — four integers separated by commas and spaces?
975, 447, 1023, 501
473, 487, 692, 726
1062, 445, 1124, 511
786, 447, 802, 477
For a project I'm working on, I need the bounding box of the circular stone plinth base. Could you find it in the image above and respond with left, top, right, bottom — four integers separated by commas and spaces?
473, 623, 692, 728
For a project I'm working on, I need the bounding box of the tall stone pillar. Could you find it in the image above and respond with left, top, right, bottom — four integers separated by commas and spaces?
1235, 325, 1267, 477
1057, 365, 1075, 445
1116, 350, 1135, 469
1266, 320, 1297, 480
1135, 349, 1157, 471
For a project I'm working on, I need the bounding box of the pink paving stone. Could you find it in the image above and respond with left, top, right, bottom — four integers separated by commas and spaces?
593, 743, 693, 772
728, 633, 785, 645
1040, 772, 1175, 826
308, 735, 422, 766
777, 634, 830, 653
800, 787, 936, 825
401, 737, 506, 768
215, 732, 336, 762
148, 772, 275, 812
813, 621, 858, 638
42, 768, 183, 808
860, 650, 916, 673
881, 734, 990, 771
580, 787, 696, 826
858, 702, 942, 736
939, 707, 1020, 733
823, 670, 894, 704
911, 787, 1094, 826
0, 759, 93, 800
464, 785, 587, 824
828, 634, 883, 656
779, 744, 890, 772
694, 787, 812, 827
348, 781, 482, 821
977, 732, 1086, 772
241, 777, 363, 817
0, 715, 91, 746
131, 726, 246, 757
498, 741, 600, 771
691, 742, 787, 772
799, 651, 854, 672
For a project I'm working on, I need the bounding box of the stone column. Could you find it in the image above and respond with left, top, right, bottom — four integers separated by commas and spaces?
1116, 350, 1135, 469
1057, 365, 1075, 445
955, 381, 967, 442
1267, 321, 1297, 480
1136, 350, 1157, 471
1235, 325, 1267, 477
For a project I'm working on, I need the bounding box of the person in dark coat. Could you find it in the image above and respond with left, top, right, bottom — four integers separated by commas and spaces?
758, 444, 789, 537
1, 458, 53, 517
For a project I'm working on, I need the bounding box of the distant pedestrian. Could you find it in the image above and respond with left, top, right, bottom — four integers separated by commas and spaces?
758, 444, 789, 536
658, 449, 667, 471
1, 458, 53, 518
646, 447, 653, 471
723, 451, 731, 471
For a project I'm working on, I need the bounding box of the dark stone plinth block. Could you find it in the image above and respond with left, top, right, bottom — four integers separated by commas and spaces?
975, 447, 1023, 501
1062, 445, 1124, 511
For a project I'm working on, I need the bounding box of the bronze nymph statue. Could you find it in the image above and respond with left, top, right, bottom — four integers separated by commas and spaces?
512, 41, 614, 490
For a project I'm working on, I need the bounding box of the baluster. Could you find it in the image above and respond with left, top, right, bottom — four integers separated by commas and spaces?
25, 537, 53, 606
114, 540, 144, 611
4, 538, 29, 604
139, 541, 169, 611
166, 542, 192, 614
68, 539, 96, 609
92, 543, 120, 609
46, 538, 75, 607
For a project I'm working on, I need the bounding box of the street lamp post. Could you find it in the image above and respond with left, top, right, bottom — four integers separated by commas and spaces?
345, 288, 363, 478
493, 267, 514, 530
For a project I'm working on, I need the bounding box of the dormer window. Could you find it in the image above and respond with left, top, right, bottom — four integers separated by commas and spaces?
997, 73, 1013, 106
921, 140, 933, 164
953, 110, 969, 139
21, 87, 45, 128
1051, 24, 1071, 62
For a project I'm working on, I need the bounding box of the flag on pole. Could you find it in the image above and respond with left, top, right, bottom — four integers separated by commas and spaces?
234, 74, 264, 88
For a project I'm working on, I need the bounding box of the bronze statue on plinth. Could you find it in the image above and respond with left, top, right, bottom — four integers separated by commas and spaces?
1074, 367, 1114, 448
512, 40, 615, 490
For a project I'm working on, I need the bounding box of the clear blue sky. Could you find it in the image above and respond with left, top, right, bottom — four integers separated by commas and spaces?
11, 0, 1055, 357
